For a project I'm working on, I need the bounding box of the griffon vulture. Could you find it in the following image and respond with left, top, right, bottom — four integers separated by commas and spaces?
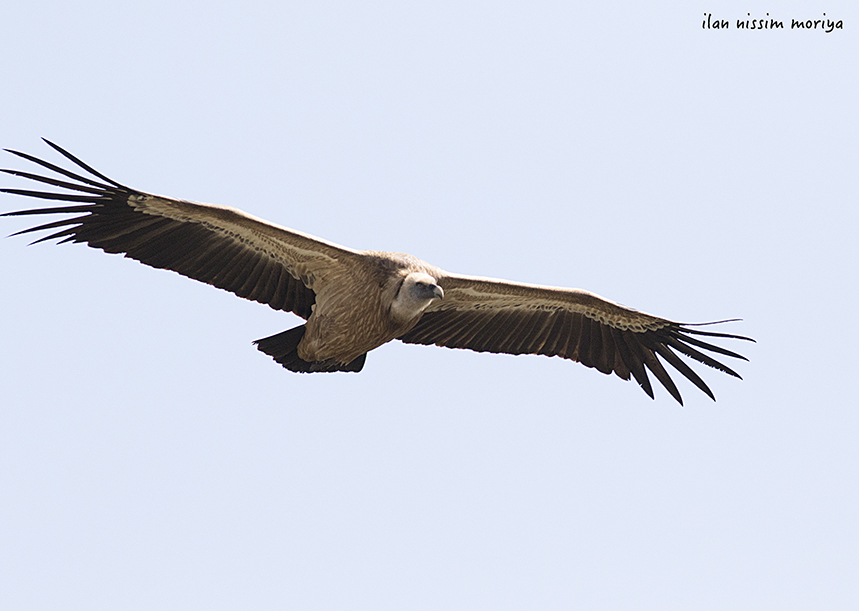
1, 140, 752, 404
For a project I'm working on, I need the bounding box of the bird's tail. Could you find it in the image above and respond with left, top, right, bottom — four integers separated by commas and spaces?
253, 325, 366, 373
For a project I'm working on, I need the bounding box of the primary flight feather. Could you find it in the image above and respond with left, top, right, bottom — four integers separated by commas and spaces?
1, 140, 752, 404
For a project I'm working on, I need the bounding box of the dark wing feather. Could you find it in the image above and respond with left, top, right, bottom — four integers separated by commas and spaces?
400, 273, 753, 404
2, 140, 363, 319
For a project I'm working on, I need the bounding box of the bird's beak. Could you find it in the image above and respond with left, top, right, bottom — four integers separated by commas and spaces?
432, 285, 444, 300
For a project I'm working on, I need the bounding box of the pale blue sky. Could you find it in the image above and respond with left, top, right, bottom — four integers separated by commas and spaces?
2, 1, 857, 609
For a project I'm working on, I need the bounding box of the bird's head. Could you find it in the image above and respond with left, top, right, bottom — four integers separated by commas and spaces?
390, 272, 444, 322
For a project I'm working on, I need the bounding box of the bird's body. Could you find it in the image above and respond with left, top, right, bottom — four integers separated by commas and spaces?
283, 251, 444, 368
2, 140, 752, 403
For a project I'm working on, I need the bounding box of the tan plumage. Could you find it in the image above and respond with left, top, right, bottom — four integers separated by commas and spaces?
1, 140, 752, 404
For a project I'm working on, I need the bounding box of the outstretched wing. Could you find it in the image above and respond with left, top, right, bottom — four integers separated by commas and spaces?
400, 273, 753, 404
1, 139, 362, 319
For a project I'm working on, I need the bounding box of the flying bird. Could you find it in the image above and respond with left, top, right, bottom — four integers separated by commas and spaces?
1, 140, 752, 404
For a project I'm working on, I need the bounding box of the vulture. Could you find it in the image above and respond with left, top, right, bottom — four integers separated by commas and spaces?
1, 140, 752, 404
